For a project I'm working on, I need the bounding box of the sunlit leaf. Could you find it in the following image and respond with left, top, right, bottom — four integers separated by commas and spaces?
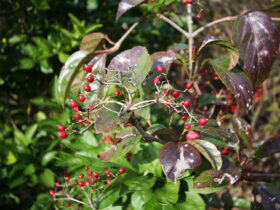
79, 32, 106, 52
159, 142, 201, 183
155, 181, 180, 204
233, 11, 279, 88
116, 0, 144, 21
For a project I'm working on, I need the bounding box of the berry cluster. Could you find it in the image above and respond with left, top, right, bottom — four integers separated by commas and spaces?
49, 165, 125, 208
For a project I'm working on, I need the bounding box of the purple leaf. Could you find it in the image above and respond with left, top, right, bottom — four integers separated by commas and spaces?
253, 136, 280, 158
159, 142, 201, 183
80, 32, 106, 52
116, 0, 144, 21
233, 11, 279, 88
257, 182, 280, 210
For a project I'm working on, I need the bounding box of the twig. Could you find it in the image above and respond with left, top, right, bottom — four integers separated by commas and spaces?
187, 4, 194, 78
82, 188, 95, 210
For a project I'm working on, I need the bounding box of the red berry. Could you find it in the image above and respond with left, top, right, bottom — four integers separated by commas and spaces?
183, 100, 190, 107
84, 64, 92, 73
154, 77, 160, 84
87, 175, 92, 180
65, 176, 70, 182
85, 180, 90, 185
119, 168, 125, 174
66, 203, 71, 207
58, 131, 67, 139
94, 172, 99, 177
79, 95, 85, 102
78, 119, 83, 124
84, 85, 91, 92
49, 190, 55, 196
73, 107, 79, 112
182, 0, 192, 4
55, 182, 60, 188
186, 130, 199, 140
104, 169, 110, 175
88, 171, 93, 176
74, 180, 78, 185
70, 100, 77, 108
222, 147, 228, 155
73, 113, 80, 120
186, 82, 193, 90
184, 123, 191, 130
79, 181, 84, 187
214, 75, 219, 81
151, 0, 155, 2
93, 176, 98, 181
181, 115, 187, 121
114, 89, 120, 97
85, 165, 89, 171
87, 75, 94, 83
57, 124, 65, 131
164, 89, 170, 96
156, 65, 163, 74
106, 174, 111, 178
198, 117, 207, 125
196, 13, 202, 19
106, 180, 111, 185
79, 174, 84, 179
89, 105, 93, 110
172, 90, 179, 98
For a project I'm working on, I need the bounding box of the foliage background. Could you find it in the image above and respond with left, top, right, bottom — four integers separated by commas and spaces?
0, 0, 279, 209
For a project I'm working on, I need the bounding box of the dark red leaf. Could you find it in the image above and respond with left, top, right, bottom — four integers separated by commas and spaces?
253, 136, 280, 158
233, 11, 279, 88
116, 0, 144, 21
159, 142, 201, 183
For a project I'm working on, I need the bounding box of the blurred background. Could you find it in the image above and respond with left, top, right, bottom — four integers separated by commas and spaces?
0, 0, 279, 209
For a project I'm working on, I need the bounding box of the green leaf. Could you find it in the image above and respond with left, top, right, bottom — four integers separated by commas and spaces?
19, 58, 35, 70
39, 59, 53, 74
58, 52, 70, 64
198, 93, 216, 107
177, 192, 206, 210
25, 124, 38, 141
98, 135, 142, 162
4, 151, 17, 165
131, 190, 153, 210
79, 32, 106, 52
87, 0, 99, 11
31, 193, 53, 210
57, 50, 93, 107
82, 131, 98, 146
41, 151, 58, 166
124, 173, 156, 191
232, 197, 250, 209
97, 187, 121, 209
187, 140, 222, 170
253, 136, 280, 158
39, 169, 55, 187
197, 36, 239, 70
14, 129, 30, 146
24, 163, 35, 175
107, 46, 153, 92
134, 98, 151, 122
155, 181, 180, 204
147, 124, 178, 143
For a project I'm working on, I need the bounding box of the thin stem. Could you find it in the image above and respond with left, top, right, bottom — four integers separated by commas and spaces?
82, 188, 95, 210
187, 4, 194, 78
54, 197, 89, 206
152, 12, 189, 38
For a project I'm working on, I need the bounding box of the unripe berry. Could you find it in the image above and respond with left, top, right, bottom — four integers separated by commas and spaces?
156, 65, 163, 74
73, 113, 80, 120
114, 89, 120, 97
181, 115, 187, 121
84, 64, 92, 73
184, 123, 191, 130
79, 174, 84, 179
79, 181, 84, 187
49, 190, 55, 196
55, 182, 60, 188
198, 117, 207, 125
119, 168, 125, 174
186, 82, 193, 90
154, 77, 160, 84
172, 90, 179, 98
58, 131, 67, 139
84, 85, 91, 92
196, 13, 202, 19
87, 75, 94, 83
57, 124, 65, 131
183, 100, 190, 107
104, 169, 110, 175
65, 176, 70, 182
79, 95, 85, 102
70, 100, 77, 108
164, 89, 170, 96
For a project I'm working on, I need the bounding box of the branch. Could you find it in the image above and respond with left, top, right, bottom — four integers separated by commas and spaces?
82, 188, 96, 210
152, 12, 189, 39
187, 4, 194, 78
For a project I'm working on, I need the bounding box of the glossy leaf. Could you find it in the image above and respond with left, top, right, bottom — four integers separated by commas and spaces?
198, 36, 239, 70
147, 124, 178, 143
257, 182, 280, 210
57, 51, 93, 107
210, 57, 254, 110
98, 135, 142, 162
177, 192, 206, 210
116, 0, 144, 21
155, 181, 180, 204
79, 32, 106, 52
131, 190, 153, 210
187, 140, 222, 170
233, 11, 279, 88
133, 98, 151, 122
107, 46, 153, 92
159, 142, 201, 183
95, 104, 131, 134
253, 136, 280, 158
123, 172, 156, 191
